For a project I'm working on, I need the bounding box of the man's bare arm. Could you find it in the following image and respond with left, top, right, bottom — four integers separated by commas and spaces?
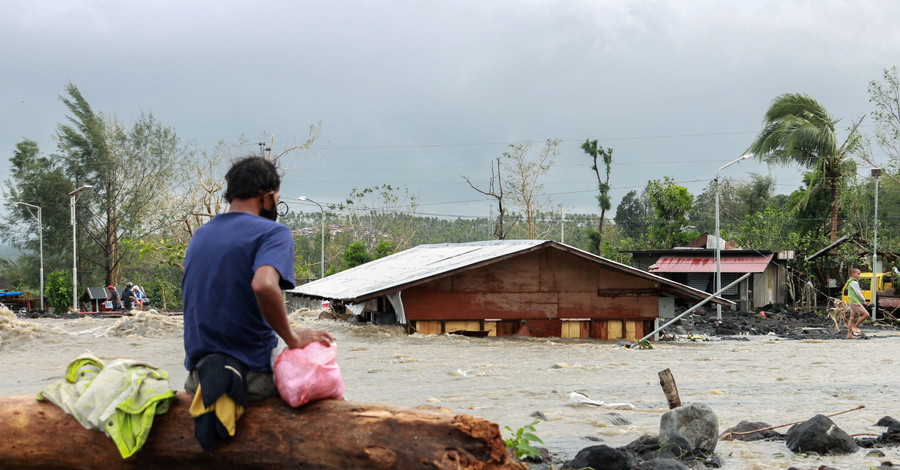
252, 265, 334, 349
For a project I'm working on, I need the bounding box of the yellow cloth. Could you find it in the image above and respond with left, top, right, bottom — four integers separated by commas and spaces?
189, 384, 245, 436
37, 353, 175, 458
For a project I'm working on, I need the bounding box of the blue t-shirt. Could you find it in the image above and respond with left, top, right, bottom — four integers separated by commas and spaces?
183, 212, 295, 372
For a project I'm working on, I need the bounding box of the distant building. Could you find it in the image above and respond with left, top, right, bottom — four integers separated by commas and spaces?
623, 234, 794, 311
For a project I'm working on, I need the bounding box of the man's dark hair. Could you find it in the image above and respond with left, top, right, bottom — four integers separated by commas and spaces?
223, 156, 281, 202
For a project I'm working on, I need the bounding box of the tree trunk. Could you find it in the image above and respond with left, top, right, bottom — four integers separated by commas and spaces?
0, 392, 525, 470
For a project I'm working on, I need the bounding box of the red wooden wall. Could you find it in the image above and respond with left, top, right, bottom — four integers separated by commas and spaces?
402, 248, 662, 325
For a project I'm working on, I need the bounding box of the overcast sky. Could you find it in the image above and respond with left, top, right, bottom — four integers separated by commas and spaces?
2, 1, 898, 220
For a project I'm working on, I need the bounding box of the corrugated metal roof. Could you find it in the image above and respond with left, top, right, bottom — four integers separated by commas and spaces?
288, 239, 731, 306
650, 254, 774, 273
805, 235, 851, 261
288, 240, 548, 301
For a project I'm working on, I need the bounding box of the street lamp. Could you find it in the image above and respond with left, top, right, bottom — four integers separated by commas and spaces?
298, 196, 325, 279
872, 167, 881, 321
715, 154, 752, 320
69, 185, 92, 311
15, 202, 43, 312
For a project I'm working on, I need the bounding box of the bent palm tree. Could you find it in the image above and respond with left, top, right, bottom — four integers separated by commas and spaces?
746, 93, 863, 243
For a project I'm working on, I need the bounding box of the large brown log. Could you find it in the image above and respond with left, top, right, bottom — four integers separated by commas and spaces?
0, 392, 526, 469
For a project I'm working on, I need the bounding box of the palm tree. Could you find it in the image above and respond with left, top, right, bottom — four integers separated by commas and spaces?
746, 93, 863, 243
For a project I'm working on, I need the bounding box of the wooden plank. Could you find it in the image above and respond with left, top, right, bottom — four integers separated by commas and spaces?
0, 393, 525, 470
522, 319, 561, 338
416, 321, 443, 335
608, 320, 623, 339
561, 321, 589, 338
558, 292, 658, 319
579, 320, 590, 338
495, 321, 516, 337
446, 321, 481, 333
484, 321, 497, 336
404, 291, 559, 321
625, 321, 637, 341
449, 254, 541, 292
561, 321, 576, 338
592, 320, 609, 340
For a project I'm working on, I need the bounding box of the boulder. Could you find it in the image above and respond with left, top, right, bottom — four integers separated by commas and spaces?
622, 434, 663, 462
656, 433, 693, 460
622, 433, 693, 463
875, 416, 900, 428
639, 458, 689, 470
720, 420, 784, 441
785, 414, 858, 455
659, 403, 719, 454
567, 445, 636, 470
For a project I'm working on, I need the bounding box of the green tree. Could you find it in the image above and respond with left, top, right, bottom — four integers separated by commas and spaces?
746, 93, 864, 243
581, 139, 614, 252
344, 241, 373, 267
645, 177, 694, 249
614, 189, 650, 239
57, 83, 185, 286
689, 173, 775, 236
143, 277, 182, 311
45, 270, 72, 313
3, 140, 74, 280
374, 239, 397, 259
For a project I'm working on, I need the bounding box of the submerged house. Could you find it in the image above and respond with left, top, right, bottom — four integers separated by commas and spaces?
288, 240, 729, 341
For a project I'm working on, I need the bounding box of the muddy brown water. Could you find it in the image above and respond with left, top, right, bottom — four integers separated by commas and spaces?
2, 308, 899, 469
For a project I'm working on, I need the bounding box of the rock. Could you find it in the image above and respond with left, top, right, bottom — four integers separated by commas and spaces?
639, 458, 689, 470
622, 433, 693, 463
659, 403, 719, 454
785, 414, 858, 455
623, 434, 663, 462
720, 420, 784, 441
605, 412, 632, 426
875, 416, 900, 428
703, 454, 725, 467
656, 433, 693, 460
567, 445, 637, 470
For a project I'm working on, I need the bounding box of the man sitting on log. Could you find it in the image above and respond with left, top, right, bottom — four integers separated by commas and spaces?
182, 156, 334, 448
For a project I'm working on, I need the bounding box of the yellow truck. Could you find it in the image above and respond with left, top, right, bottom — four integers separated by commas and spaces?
841, 270, 900, 318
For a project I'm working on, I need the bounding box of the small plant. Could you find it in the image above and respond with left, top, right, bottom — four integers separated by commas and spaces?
504, 420, 544, 461
632, 339, 653, 349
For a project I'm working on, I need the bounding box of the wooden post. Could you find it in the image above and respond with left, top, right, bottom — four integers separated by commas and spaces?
658, 368, 682, 409
0, 392, 525, 470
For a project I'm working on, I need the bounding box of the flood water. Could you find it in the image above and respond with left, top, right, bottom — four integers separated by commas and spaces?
2, 307, 899, 469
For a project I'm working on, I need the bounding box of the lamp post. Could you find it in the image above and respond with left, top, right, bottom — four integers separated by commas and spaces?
872, 167, 881, 321
715, 154, 752, 320
298, 196, 325, 279
69, 185, 92, 311
15, 202, 44, 311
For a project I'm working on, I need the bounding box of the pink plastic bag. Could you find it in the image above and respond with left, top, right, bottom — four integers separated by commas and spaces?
274, 342, 345, 407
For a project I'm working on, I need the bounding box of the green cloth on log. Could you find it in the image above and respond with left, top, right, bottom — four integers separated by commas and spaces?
37, 353, 175, 458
